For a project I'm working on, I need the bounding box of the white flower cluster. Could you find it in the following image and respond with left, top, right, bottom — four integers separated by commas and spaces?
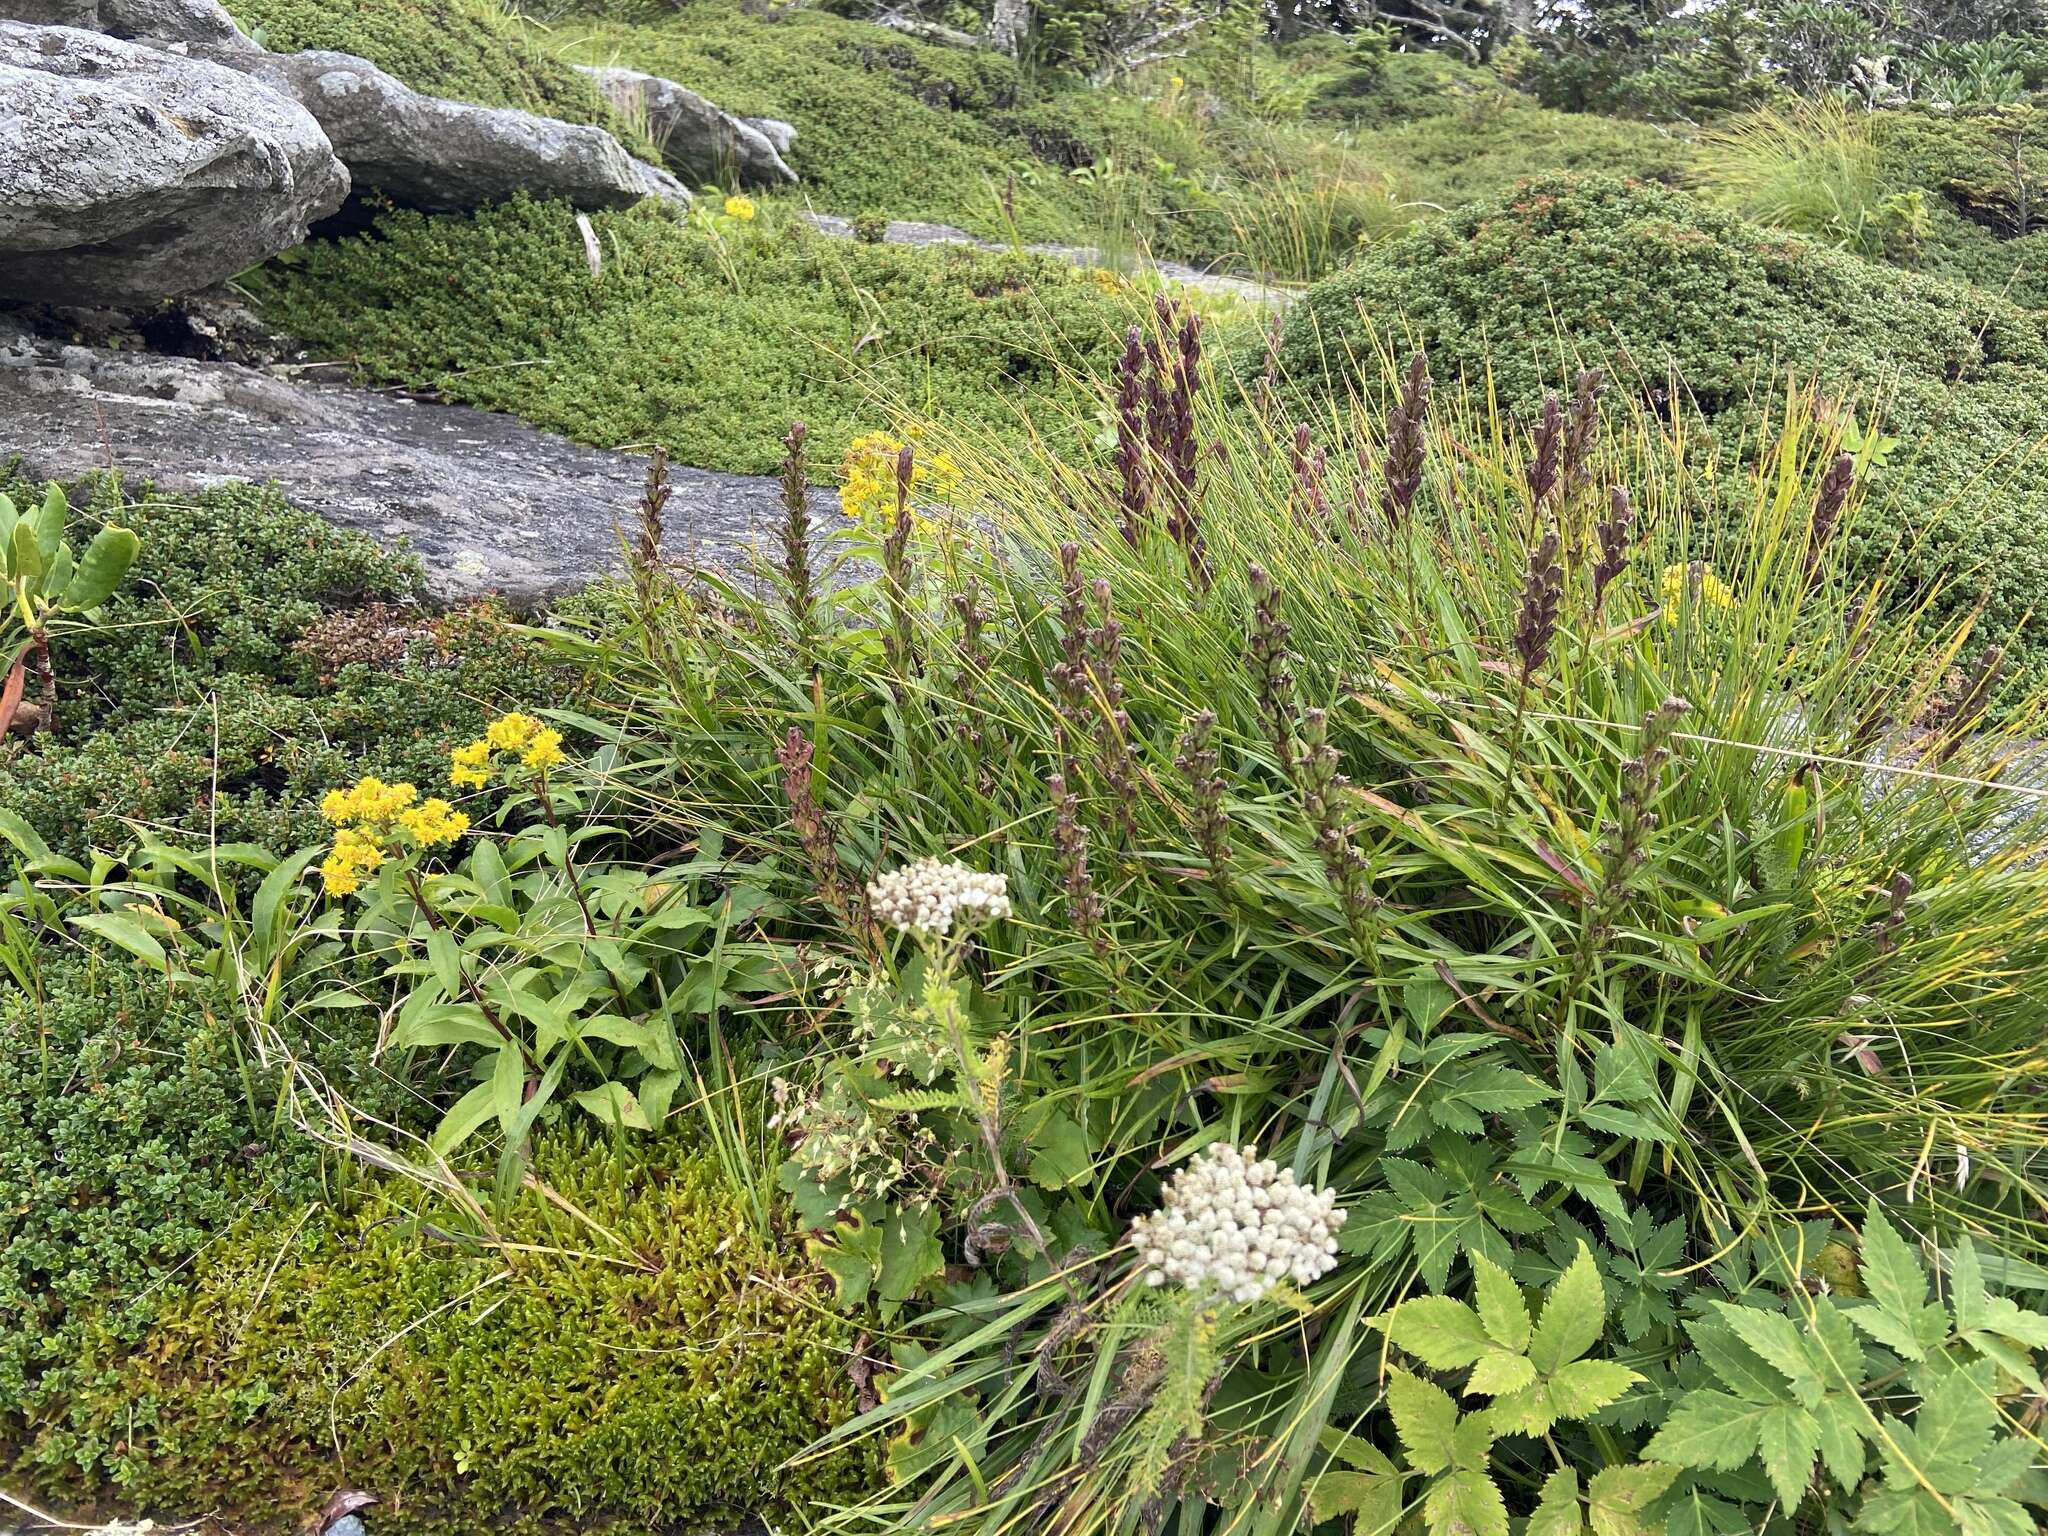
1131, 1143, 1347, 1304
866, 857, 1012, 937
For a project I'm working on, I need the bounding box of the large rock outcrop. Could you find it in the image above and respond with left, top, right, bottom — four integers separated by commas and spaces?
232, 49, 688, 213
576, 64, 796, 188
4, 0, 257, 49
0, 317, 841, 604
0, 21, 348, 305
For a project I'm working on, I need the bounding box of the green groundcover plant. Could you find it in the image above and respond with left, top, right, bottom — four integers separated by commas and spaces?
202, 304, 2048, 1535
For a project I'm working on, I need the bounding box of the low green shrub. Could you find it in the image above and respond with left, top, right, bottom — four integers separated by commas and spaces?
13, 1136, 874, 1531
1268, 174, 2048, 683
0, 955, 403, 1433
245, 196, 1142, 477
0, 477, 574, 863
222, 0, 625, 130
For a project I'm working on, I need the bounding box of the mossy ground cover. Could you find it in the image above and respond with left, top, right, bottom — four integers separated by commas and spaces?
244, 197, 1146, 478
9, 1136, 872, 1530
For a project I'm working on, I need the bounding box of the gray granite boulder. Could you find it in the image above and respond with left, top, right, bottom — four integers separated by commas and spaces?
230, 49, 689, 213
0, 21, 348, 305
0, 0, 258, 50
575, 64, 796, 187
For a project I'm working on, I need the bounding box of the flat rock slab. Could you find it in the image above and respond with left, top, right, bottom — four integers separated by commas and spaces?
0, 321, 841, 604
798, 213, 1290, 307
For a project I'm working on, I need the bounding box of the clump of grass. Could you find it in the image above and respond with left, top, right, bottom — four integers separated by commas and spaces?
528, 321, 2048, 1531
1694, 96, 1917, 258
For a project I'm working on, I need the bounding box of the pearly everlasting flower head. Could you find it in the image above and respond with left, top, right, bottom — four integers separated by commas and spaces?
1130, 1143, 1346, 1305
866, 858, 1011, 938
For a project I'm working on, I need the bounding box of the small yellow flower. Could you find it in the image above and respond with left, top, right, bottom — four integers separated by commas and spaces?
724, 194, 756, 222
1659, 562, 1734, 625
399, 798, 471, 848
521, 728, 567, 771
485, 712, 543, 752
450, 739, 491, 788
319, 825, 387, 896
320, 776, 418, 826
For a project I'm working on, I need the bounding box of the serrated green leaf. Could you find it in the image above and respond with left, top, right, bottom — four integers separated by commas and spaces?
1712, 1302, 1823, 1406
1861, 1201, 1946, 1355
878, 1204, 944, 1305
1530, 1243, 1606, 1373
1466, 1349, 1539, 1395
1543, 1358, 1642, 1421
1388, 1369, 1459, 1475
1387, 1296, 1491, 1369
1472, 1254, 1530, 1353
1528, 1467, 1584, 1536
1308, 1436, 1405, 1532
1422, 1467, 1508, 1536
1641, 1389, 1770, 1471
1587, 1462, 1677, 1536
1755, 1402, 1820, 1511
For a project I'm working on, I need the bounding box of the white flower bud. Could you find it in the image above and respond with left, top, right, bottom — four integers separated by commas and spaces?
1127, 1143, 1347, 1304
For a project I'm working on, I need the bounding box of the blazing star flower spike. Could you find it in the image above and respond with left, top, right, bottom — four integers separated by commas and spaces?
865, 858, 1011, 938
1130, 1143, 1346, 1305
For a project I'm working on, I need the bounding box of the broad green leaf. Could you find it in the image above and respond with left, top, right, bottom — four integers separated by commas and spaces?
489, 1040, 525, 1130
31, 484, 65, 566
393, 1004, 501, 1051
427, 929, 465, 999
429, 1078, 500, 1157
1472, 1254, 1530, 1353
1641, 1389, 1770, 1471
1529, 1243, 1606, 1373
1586, 1463, 1677, 1536
1859, 1201, 1947, 1360
1386, 1296, 1491, 1369
1527, 1467, 1584, 1536
809, 1215, 880, 1309
878, 1204, 944, 1304
68, 910, 166, 969
1026, 1110, 1093, 1189
1387, 1369, 1459, 1475
10, 519, 41, 584
1308, 1436, 1405, 1532
1688, 1315, 1792, 1404
572, 1081, 652, 1131
1755, 1402, 1820, 1511
1422, 1467, 1508, 1536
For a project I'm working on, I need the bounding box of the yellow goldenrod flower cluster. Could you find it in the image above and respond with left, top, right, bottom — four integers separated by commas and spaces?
320, 826, 386, 897
724, 194, 756, 221
1659, 561, 1734, 622
317, 776, 469, 896
839, 431, 962, 531
451, 712, 569, 787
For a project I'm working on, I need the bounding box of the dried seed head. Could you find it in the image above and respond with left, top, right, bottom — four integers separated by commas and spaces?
1115, 325, 1151, 546
1562, 368, 1604, 505
1591, 485, 1634, 617
1808, 451, 1854, 579
1380, 350, 1430, 530
1247, 565, 1297, 770
1526, 392, 1563, 509
1513, 524, 1564, 681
